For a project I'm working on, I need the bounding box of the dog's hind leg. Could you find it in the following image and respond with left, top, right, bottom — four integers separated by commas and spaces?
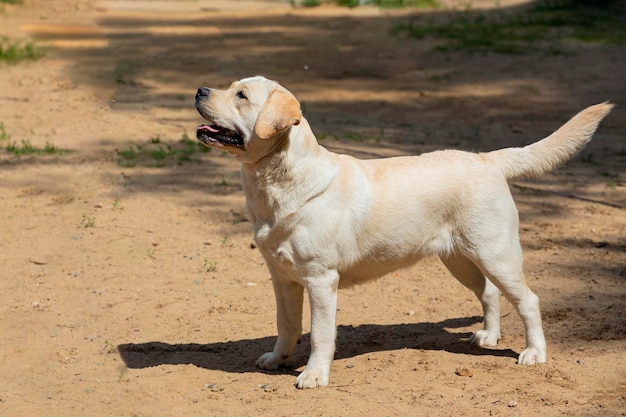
473, 239, 547, 365
440, 254, 502, 347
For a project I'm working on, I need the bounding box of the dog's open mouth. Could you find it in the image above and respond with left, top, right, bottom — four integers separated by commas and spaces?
196, 124, 244, 149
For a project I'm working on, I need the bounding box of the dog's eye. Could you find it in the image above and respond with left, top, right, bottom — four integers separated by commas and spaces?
236, 91, 247, 100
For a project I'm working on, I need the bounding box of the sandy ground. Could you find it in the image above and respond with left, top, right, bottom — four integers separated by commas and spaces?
0, 0, 624, 415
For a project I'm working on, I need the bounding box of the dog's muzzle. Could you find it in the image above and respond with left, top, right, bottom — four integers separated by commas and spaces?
194, 86, 244, 149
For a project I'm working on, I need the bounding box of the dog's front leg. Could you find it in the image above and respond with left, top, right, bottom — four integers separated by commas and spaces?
256, 269, 304, 370
296, 270, 340, 389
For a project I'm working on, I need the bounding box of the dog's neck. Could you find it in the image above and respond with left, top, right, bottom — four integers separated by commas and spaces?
241, 117, 338, 221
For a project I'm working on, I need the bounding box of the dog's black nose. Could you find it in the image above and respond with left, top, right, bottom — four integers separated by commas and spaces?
195, 87, 210, 100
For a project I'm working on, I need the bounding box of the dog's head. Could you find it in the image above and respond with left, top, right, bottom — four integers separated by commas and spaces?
194, 76, 302, 162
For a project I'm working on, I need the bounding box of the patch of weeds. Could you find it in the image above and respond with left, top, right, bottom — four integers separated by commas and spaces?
394, 0, 626, 54
293, 0, 322, 7
113, 60, 136, 85
598, 170, 618, 178
81, 215, 95, 228
43, 142, 61, 154
116, 132, 210, 167
337, 0, 439, 7
146, 247, 157, 258
6, 141, 34, 155
0, 122, 10, 140
375, 0, 439, 8
607, 181, 617, 190
429, 72, 453, 82
335, 0, 359, 7
5, 140, 66, 157
221, 236, 232, 247
149, 147, 168, 161
0, 36, 43, 63
344, 132, 368, 142
116, 146, 139, 162
118, 368, 128, 382
0, 0, 23, 4
580, 152, 596, 164
203, 259, 218, 272
114, 66, 127, 84
333, 128, 384, 143
216, 176, 230, 187
103, 340, 117, 354
396, 14, 544, 54
114, 71, 126, 84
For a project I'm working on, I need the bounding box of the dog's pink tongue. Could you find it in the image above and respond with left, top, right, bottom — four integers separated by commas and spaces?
198, 124, 219, 132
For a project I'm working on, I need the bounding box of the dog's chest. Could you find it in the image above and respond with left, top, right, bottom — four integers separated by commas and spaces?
243, 167, 335, 276
254, 221, 298, 270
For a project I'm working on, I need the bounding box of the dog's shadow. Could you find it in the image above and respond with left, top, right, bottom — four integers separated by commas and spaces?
118, 316, 518, 375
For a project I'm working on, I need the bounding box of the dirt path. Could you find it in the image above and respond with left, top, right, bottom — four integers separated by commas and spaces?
0, 1, 624, 415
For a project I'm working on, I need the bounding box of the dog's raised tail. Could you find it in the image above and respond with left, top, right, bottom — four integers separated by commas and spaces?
485, 102, 614, 180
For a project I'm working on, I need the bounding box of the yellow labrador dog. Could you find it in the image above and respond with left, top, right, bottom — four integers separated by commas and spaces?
194, 76, 612, 389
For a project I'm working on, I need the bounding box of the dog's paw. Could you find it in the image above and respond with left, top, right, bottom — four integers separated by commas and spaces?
256, 352, 287, 370
469, 329, 500, 347
295, 367, 329, 389
517, 347, 547, 365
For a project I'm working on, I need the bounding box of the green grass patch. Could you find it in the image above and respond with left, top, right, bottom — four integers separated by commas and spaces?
4, 139, 66, 157
113, 60, 138, 85
375, 0, 439, 8
81, 214, 96, 228
0, 37, 43, 63
0, 122, 10, 140
394, 0, 626, 54
116, 132, 211, 167
294, 0, 322, 7
0, 0, 23, 4
322, 128, 385, 142
203, 259, 218, 272
336, 0, 438, 7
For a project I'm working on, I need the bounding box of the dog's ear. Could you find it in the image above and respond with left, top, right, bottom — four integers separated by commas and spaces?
254, 88, 302, 139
